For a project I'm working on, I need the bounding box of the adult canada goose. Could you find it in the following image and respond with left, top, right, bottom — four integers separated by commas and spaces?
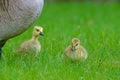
0, 0, 44, 58
64, 38, 88, 63
17, 26, 44, 56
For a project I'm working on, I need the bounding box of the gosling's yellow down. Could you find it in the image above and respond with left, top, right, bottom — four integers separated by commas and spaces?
64, 38, 88, 62
17, 26, 44, 56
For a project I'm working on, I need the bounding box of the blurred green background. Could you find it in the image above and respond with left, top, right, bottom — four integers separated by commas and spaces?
45, 0, 120, 2
0, 0, 120, 80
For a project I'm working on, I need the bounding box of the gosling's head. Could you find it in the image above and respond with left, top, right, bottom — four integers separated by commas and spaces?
33, 26, 44, 37
71, 38, 80, 51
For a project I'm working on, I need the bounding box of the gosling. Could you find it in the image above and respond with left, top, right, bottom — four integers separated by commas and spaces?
17, 26, 44, 56
64, 38, 88, 62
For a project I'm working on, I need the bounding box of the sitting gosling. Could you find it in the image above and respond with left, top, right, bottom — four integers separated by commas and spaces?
64, 38, 88, 62
17, 26, 44, 56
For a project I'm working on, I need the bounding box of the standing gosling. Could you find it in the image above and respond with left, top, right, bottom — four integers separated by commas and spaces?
64, 38, 88, 62
17, 26, 44, 56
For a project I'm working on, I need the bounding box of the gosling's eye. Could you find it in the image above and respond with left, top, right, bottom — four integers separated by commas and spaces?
36, 29, 39, 32
76, 44, 78, 46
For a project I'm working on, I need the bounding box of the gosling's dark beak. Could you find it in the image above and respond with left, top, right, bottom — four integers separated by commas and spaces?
40, 32, 44, 36
71, 46, 75, 51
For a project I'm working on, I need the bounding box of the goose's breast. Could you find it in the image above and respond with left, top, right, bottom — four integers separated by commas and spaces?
0, 0, 44, 41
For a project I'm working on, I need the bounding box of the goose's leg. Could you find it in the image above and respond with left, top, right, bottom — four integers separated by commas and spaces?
0, 47, 2, 58
0, 41, 6, 59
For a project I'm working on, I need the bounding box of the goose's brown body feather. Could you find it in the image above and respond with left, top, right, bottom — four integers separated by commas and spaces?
0, 0, 44, 42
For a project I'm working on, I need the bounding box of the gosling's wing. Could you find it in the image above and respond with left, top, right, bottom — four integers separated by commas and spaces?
79, 46, 88, 60
64, 45, 71, 54
64, 45, 72, 60
17, 40, 30, 53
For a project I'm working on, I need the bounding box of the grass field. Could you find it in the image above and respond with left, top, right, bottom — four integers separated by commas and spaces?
0, 2, 120, 80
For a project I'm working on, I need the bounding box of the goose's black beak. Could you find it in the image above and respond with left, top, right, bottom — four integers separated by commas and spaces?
71, 46, 75, 51
40, 32, 44, 36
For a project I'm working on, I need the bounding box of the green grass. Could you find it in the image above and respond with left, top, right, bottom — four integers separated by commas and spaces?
0, 2, 120, 80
